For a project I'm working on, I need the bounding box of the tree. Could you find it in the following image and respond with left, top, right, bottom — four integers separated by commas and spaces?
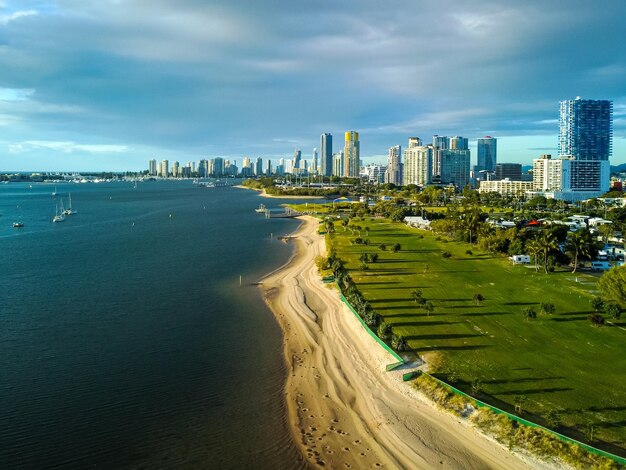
442, 251, 452, 259
605, 303, 622, 320
590, 296, 605, 312
377, 322, 392, 339
391, 333, 408, 351
565, 229, 594, 273
411, 289, 423, 304
513, 395, 527, 414
537, 230, 558, 274
473, 293, 485, 306
423, 302, 434, 316
598, 265, 626, 307
378, 243, 387, 251
391, 242, 401, 253
598, 223, 614, 244
546, 409, 562, 428
588, 313, 605, 326
522, 307, 537, 320
471, 379, 483, 395
526, 238, 543, 272
539, 302, 556, 315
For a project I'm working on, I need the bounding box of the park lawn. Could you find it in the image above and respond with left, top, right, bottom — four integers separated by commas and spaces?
330, 218, 626, 453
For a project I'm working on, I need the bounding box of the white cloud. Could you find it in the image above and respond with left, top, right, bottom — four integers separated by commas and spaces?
9, 141, 128, 154
0, 10, 37, 25
0, 88, 35, 101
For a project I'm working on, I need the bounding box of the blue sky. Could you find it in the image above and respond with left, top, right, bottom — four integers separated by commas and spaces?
1, 0, 625, 172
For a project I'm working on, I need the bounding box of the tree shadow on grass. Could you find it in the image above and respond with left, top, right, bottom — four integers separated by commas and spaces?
503, 302, 536, 306
482, 376, 566, 385
406, 333, 482, 340
388, 320, 463, 327
413, 344, 490, 352
551, 317, 586, 322
458, 311, 514, 316
497, 387, 573, 396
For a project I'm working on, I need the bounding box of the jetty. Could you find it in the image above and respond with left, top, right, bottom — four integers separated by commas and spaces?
259, 207, 302, 219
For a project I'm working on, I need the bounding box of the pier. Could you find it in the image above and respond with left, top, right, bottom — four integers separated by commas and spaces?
263, 207, 302, 219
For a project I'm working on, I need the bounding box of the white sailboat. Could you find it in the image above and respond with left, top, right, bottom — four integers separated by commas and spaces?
62, 193, 77, 215
53, 201, 66, 223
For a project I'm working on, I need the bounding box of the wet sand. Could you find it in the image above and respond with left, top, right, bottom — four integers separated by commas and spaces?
260, 216, 557, 469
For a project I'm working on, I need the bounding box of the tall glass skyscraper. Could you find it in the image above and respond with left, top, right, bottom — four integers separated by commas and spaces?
343, 131, 360, 177
558, 97, 612, 160
476, 136, 497, 172
320, 133, 333, 177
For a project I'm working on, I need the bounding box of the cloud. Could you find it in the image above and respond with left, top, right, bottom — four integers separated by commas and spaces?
0, 0, 625, 171
9, 141, 128, 154
0, 9, 37, 25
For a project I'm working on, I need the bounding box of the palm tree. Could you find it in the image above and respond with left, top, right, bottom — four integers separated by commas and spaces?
526, 238, 542, 272
538, 230, 558, 274
566, 229, 593, 273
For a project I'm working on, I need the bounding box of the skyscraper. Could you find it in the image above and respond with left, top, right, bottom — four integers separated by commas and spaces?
440, 149, 470, 188
385, 145, 402, 185
559, 97, 612, 160
343, 131, 360, 177
332, 152, 344, 177
404, 143, 433, 186
320, 133, 333, 177
148, 159, 157, 176
255, 157, 263, 176
312, 148, 318, 175
293, 149, 302, 173
477, 136, 497, 172
432, 135, 449, 177
449, 136, 469, 150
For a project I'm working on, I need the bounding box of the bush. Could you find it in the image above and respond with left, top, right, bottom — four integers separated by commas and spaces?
377, 322, 391, 339
604, 303, 621, 320
391, 333, 409, 351
522, 307, 537, 320
442, 251, 452, 259
378, 243, 387, 251
588, 313, 605, 326
539, 302, 556, 315
590, 296, 604, 312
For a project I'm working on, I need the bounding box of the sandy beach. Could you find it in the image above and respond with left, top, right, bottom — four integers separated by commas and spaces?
260, 216, 556, 469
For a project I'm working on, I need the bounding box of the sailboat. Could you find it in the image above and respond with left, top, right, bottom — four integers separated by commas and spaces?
52, 186, 58, 197
62, 193, 77, 215
53, 201, 66, 223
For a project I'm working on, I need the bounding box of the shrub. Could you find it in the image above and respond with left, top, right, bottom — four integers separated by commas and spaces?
522, 307, 537, 320
588, 313, 605, 326
378, 243, 387, 251
604, 303, 621, 320
590, 296, 605, 312
391, 333, 408, 351
442, 251, 452, 259
539, 302, 556, 315
377, 322, 391, 339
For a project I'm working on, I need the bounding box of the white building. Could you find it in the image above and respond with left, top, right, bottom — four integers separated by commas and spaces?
479, 179, 533, 196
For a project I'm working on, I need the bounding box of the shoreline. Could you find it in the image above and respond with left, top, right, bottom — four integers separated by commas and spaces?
260, 216, 555, 469
233, 185, 327, 199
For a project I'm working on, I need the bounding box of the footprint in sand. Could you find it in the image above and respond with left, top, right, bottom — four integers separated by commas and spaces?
343, 447, 350, 452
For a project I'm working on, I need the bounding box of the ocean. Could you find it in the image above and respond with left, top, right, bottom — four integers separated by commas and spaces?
0, 180, 308, 469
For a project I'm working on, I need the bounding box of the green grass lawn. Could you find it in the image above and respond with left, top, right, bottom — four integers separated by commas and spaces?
329, 218, 626, 454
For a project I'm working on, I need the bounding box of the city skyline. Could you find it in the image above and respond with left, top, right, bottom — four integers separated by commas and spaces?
1, 1, 626, 171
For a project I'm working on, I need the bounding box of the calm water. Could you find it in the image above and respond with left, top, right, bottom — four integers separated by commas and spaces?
0, 181, 308, 469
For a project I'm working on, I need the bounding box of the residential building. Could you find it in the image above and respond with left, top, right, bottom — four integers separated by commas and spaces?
320, 133, 333, 177
148, 159, 157, 176
404, 141, 432, 186
159, 160, 169, 178
293, 149, 302, 173
440, 149, 470, 188
212, 157, 224, 177
477, 136, 497, 172
332, 151, 344, 177
478, 179, 534, 196
449, 136, 469, 150
312, 148, 318, 175
432, 135, 449, 177
533, 154, 564, 191
255, 157, 263, 176
171, 161, 179, 177
343, 131, 360, 177
559, 97, 612, 160
362, 164, 386, 184
495, 163, 522, 180
385, 144, 402, 185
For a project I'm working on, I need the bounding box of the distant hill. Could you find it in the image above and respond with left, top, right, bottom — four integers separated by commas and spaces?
611, 163, 626, 173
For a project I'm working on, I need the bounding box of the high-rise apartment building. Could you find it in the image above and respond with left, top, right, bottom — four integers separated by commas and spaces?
432, 135, 449, 177
332, 152, 344, 177
449, 136, 469, 150
404, 143, 433, 186
559, 97, 612, 160
440, 149, 470, 188
477, 136, 497, 172
212, 157, 224, 177
343, 131, 360, 177
255, 157, 263, 176
148, 159, 157, 176
159, 160, 169, 178
533, 155, 564, 191
385, 145, 402, 185
320, 133, 333, 177
171, 161, 180, 177
495, 163, 522, 181
312, 148, 318, 175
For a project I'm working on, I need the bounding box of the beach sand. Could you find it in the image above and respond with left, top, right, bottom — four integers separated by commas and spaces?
260, 216, 557, 469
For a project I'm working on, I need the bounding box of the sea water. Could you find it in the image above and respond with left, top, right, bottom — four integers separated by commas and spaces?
0, 181, 307, 468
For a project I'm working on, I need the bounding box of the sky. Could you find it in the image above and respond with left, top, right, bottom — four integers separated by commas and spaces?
1, 0, 625, 172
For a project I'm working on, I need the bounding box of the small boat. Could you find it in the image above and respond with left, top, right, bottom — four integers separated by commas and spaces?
52, 186, 58, 196
255, 204, 266, 213
13, 222, 24, 228
62, 193, 77, 215
53, 202, 66, 223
